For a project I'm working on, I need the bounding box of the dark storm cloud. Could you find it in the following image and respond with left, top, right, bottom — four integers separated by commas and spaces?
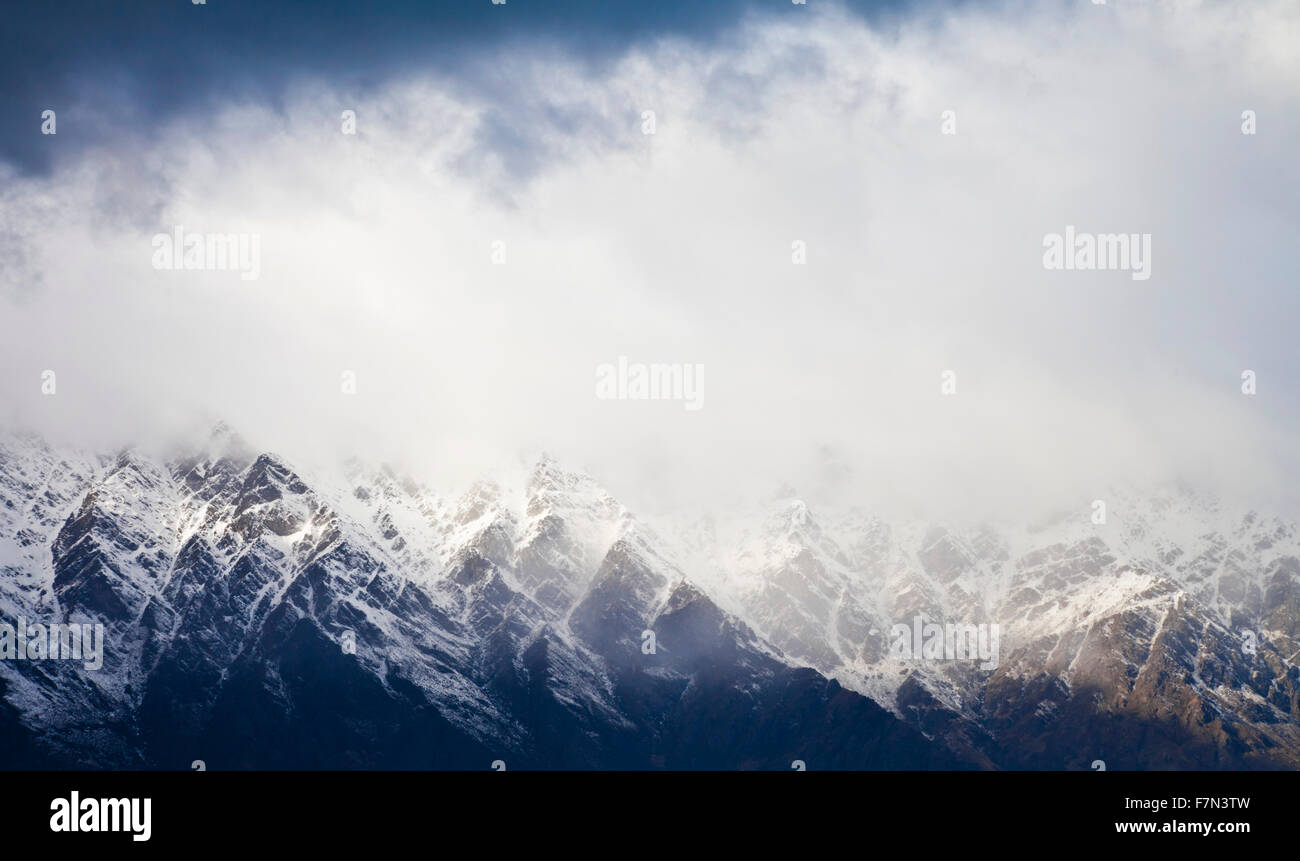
0, 0, 918, 176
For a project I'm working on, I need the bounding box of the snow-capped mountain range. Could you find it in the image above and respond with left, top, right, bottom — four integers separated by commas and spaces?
1, 423, 1297, 769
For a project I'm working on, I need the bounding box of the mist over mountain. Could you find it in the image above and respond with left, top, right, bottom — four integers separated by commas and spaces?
1, 0, 1298, 772
1, 423, 1297, 769
3, 1, 1299, 524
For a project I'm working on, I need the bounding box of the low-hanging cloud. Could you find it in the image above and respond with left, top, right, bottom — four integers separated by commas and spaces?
1, 0, 1297, 523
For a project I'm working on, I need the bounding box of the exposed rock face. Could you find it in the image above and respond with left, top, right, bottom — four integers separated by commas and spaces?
0, 429, 958, 769
0, 427, 1297, 769
675, 492, 1300, 770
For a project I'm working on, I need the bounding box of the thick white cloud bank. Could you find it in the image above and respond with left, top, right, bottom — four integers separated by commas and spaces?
1, 0, 1297, 521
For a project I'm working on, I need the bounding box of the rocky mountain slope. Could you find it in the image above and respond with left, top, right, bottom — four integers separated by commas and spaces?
0, 426, 953, 769
1, 424, 1297, 769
